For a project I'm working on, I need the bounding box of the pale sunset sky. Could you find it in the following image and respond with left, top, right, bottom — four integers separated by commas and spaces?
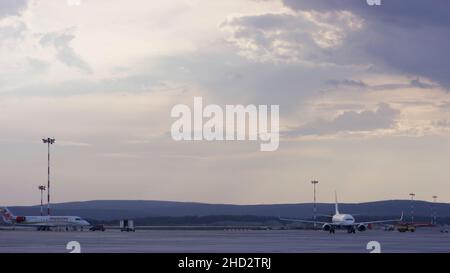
1, 0, 450, 205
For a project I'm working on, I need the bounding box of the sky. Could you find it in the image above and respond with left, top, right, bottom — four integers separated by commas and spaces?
1, 0, 450, 205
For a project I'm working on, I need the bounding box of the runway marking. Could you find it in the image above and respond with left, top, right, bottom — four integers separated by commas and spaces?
366, 241, 381, 253
66, 241, 81, 253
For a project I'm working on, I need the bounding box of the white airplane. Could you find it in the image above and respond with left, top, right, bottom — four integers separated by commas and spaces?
0, 207, 90, 231
281, 193, 403, 233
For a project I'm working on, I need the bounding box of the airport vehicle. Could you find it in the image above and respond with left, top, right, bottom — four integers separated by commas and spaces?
396, 223, 416, 232
280, 193, 403, 233
383, 224, 395, 231
396, 222, 435, 232
90, 224, 106, 231
120, 219, 135, 232
0, 207, 90, 230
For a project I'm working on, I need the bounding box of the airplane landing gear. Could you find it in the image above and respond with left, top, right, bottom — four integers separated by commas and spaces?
37, 226, 51, 231
347, 228, 356, 234
329, 228, 335, 234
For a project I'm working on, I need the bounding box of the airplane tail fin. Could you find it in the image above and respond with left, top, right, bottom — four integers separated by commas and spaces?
334, 191, 340, 215
0, 207, 14, 224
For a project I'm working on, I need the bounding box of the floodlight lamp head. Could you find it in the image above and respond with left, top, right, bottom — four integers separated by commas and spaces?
42, 138, 55, 144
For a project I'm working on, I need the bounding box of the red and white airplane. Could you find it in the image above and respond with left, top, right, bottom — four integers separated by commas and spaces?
1, 207, 90, 230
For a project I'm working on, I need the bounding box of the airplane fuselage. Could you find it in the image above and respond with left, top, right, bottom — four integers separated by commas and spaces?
1, 208, 91, 228
13, 215, 90, 227
332, 213, 355, 226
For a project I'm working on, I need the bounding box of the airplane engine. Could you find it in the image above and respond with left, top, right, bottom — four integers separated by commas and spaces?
322, 224, 331, 231
15, 216, 26, 223
357, 224, 366, 232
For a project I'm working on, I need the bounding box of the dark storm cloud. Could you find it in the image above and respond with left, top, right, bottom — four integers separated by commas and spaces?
283, 0, 450, 26
282, 0, 450, 88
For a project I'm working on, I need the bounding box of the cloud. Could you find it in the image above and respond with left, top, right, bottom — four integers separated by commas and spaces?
282, 0, 450, 88
438, 101, 450, 110
1, 73, 179, 98
58, 140, 92, 147
2, 0, 450, 205
283, 0, 450, 27
326, 78, 437, 90
39, 29, 92, 73
326, 79, 368, 88
0, 17, 26, 43
409, 78, 436, 89
434, 120, 450, 128
0, 0, 28, 18
220, 9, 363, 63
286, 103, 400, 136
26, 57, 50, 73
100, 153, 140, 159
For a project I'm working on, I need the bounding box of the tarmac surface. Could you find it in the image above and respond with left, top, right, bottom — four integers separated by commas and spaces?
0, 228, 449, 253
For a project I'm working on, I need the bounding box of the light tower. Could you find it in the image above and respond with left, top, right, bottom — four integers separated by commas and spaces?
311, 180, 319, 229
38, 185, 46, 216
409, 193, 415, 224
42, 137, 55, 216
432, 195, 438, 225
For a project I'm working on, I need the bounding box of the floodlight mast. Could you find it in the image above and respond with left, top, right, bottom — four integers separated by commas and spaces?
432, 195, 438, 225
311, 180, 319, 229
409, 193, 415, 224
42, 138, 55, 216
38, 185, 46, 216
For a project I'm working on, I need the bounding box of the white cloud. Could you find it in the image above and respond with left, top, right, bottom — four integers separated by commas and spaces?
220, 10, 363, 63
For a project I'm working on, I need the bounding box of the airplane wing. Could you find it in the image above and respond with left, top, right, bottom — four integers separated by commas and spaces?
316, 213, 333, 218
279, 218, 330, 225
355, 212, 403, 226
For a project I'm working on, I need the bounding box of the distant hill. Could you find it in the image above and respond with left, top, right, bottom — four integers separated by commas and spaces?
4, 199, 450, 221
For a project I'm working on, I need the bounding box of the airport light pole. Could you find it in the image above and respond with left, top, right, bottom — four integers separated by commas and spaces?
42, 138, 55, 216
311, 180, 319, 229
38, 185, 46, 216
409, 193, 415, 224
433, 195, 438, 225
